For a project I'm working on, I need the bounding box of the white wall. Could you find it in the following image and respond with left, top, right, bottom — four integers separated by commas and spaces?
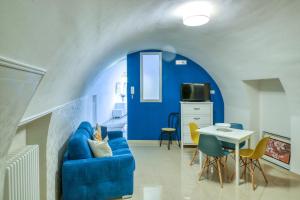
259, 79, 290, 138
23, 96, 92, 200
242, 80, 261, 147
241, 79, 300, 173
8, 127, 27, 153
291, 116, 300, 174
87, 58, 127, 124
46, 96, 92, 200
26, 114, 51, 200
243, 79, 290, 139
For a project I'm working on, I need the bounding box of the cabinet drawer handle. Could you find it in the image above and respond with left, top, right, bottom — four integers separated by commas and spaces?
194, 108, 200, 110
194, 117, 200, 120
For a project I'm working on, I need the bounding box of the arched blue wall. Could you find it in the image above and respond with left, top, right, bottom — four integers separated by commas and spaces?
127, 50, 224, 140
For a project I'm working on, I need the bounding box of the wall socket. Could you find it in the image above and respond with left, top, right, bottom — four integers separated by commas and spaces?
175, 60, 187, 65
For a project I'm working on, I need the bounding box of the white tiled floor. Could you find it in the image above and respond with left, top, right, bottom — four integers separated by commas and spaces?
123, 145, 300, 200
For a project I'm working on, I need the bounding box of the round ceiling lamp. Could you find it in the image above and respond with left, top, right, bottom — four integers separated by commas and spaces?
183, 14, 210, 26
176, 1, 213, 27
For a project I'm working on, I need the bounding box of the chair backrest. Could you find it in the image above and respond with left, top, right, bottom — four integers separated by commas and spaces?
252, 137, 270, 159
168, 112, 180, 129
189, 122, 199, 145
230, 123, 243, 130
198, 134, 225, 157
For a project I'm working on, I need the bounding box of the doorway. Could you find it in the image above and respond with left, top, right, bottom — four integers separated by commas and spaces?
89, 58, 128, 138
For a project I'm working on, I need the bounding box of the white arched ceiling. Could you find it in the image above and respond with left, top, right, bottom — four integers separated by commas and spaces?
0, 0, 300, 167
0, 0, 298, 119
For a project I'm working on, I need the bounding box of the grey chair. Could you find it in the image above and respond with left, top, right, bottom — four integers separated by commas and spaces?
221, 123, 245, 150
198, 134, 230, 188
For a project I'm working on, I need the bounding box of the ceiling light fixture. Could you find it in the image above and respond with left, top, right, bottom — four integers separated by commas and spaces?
177, 1, 213, 26
183, 14, 210, 26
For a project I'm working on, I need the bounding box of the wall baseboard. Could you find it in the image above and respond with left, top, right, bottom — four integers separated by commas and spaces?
128, 140, 181, 147
128, 140, 159, 146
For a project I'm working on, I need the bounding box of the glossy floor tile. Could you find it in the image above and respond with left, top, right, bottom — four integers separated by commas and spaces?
121, 145, 300, 200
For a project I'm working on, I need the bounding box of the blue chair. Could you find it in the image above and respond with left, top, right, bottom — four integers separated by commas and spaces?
221, 123, 246, 150
198, 134, 230, 188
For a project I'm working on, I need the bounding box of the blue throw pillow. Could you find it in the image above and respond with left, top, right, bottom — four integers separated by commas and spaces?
101, 126, 108, 140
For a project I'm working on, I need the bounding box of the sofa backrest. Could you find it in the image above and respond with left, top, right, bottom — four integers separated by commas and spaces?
78, 121, 94, 137
68, 129, 93, 160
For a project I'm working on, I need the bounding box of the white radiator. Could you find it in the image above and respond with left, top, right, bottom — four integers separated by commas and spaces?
4, 145, 40, 200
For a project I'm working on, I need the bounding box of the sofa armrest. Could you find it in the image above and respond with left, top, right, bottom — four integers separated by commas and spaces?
62, 154, 134, 184
108, 130, 123, 140
63, 150, 69, 162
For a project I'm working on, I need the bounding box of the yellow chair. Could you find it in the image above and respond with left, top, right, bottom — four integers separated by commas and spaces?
239, 137, 270, 190
189, 122, 200, 165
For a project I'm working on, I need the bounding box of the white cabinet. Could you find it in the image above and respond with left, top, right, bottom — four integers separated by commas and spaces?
180, 102, 213, 147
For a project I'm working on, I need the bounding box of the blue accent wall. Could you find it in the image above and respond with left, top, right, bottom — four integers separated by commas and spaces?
127, 50, 224, 140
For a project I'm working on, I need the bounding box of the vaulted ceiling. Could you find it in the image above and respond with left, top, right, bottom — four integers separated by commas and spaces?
1, 0, 299, 119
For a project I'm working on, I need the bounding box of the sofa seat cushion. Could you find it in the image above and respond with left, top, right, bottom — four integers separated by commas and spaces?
112, 148, 132, 156
108, 131, 123, 140
108, 138, 129, 151
68, 129, 93, 160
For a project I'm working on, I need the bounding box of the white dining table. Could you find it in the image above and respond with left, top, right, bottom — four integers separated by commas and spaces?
196, 125, 255, 186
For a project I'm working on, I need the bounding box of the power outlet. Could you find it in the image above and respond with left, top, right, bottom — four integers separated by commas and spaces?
175, 60, 187, 65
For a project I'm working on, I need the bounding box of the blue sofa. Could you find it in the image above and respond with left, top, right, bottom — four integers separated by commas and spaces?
62, 121, 135, 200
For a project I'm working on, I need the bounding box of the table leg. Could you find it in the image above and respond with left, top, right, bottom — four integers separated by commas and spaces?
199, 150, 203, 168
235, 142, 240, 186
248, 137, 251, 149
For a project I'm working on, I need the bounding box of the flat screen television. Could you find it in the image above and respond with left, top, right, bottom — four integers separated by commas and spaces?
181, 83, 211, 102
